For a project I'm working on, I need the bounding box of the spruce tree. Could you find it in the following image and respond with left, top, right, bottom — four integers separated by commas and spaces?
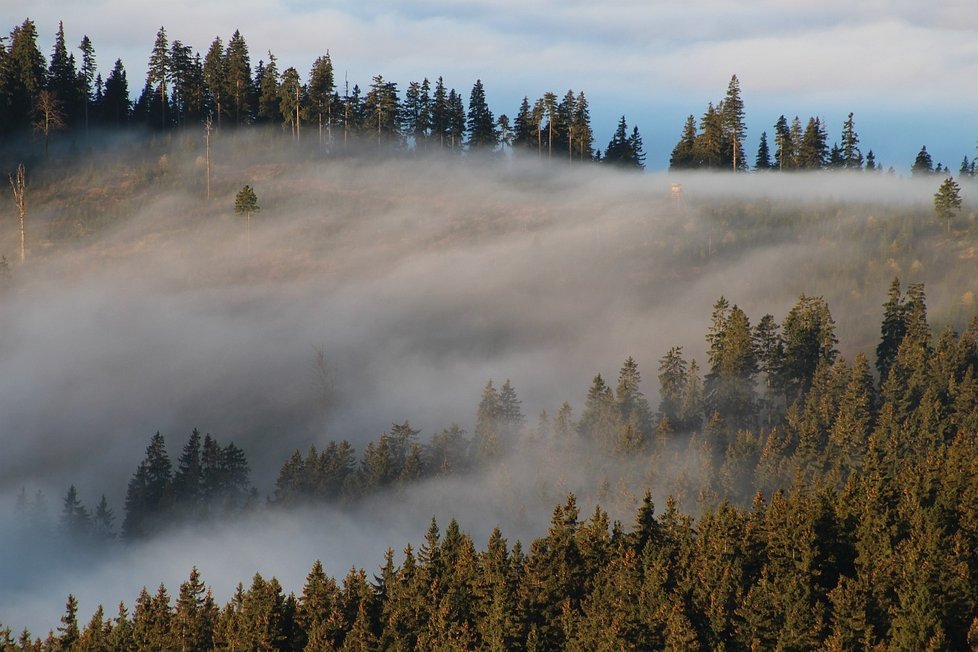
203, 37, 227, 125
755, 131, 772, 170
721, 74, 746, 171
146, 26, 170, 128
933, 176, 962, 233
225, 30, 253, 125
466, 79, 496, 150
840, 112, 863, 169
773, 115, 792, 170
8, 19, 47, 130
912, 146, 934, 176
256, 51, 280, 123
307, 53, 336, 145
78, 35, 96, 133
670, 115, 698, 170
101, 59, 130, 126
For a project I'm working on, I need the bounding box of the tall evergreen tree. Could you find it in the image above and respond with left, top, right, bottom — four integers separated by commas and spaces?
572, 91, 594, 160
279, 66, 303, 138
773, 115, 792, 170
122, 432, 173, 539
255, 51, 279, 123
670, 115, 698, 169
101, 58, 130, 126
798, 117, 828, 169
225, 30, 253, 125
77, 35, 96, 133
513, 96, 533, 151
47, 21, 79, 125
363, 74, 400, 148
466, 79, 496, 150
912, 146, 934, 176
202, 37, 227, 125
8, 19, 47, 130
840, 112, 863, 169
721, 74, 747, 171
307, 53, 336, 145
604, 116, 643, 169
146, 26, 170, 128
755, 131, 772, 170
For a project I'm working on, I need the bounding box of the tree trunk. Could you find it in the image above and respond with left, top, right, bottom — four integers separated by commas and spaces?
9, 164, 26, 264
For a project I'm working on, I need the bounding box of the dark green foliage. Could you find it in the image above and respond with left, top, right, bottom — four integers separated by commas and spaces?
912, 146, 934, 175
233, 184, 259, 215
122, 430, 253, 539
466, 79, 496, 150
603, 116, 645, 169
670, 115, 698, 169
755, 130, 772, 170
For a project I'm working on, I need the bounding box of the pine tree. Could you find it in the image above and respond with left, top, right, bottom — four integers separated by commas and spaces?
912, 146, 934, 176
363, 74, 400, 148
721, 74, 747, 171
60, 485, 90, 537
658, 348, 688, 427
572, 91, 593, 161
8, 20, 47, 131
628, 126, 646, 170
101, 59, 130, 126
225, 30, 253, 125
307, 53, 335, 145
256, 51, 280, 123
798, 117, 828, 169
933, 176, 962, 233
840, 112, 863, 169
92, 494, 116, 540
695, 103, 726, 168
773, 115, 792, 171
513, 96, 533, 151
430, 76, 449, 148
57, 595, 80, 650
755, 131, 772, 170
781, 295, 839, 402
174, 567, 216, 651
448, 88, 466, 151
172, 429, 204, 519
466, 79, 496, 150
203, 37, 227, 125
279, 66, 303, 139
48, 21, 79, 126
123, 432, 173, 539
604, 116, 644, 168
670, 115, 698, 169
475, 380, 503, 463
877, 277, 906, 383
77, 35, 96, 133
146, 26, 170, 128
865, 150, 877, 171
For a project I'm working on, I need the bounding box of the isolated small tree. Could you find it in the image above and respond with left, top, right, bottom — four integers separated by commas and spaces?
235, 185, 260, 252
9, 164, 26, 264
933, 176, 962, 233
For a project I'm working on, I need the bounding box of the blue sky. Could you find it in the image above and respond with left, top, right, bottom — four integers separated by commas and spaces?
8, 0, 978, 169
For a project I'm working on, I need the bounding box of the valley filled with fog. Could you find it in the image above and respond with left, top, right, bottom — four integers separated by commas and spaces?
1, 134, 975, 633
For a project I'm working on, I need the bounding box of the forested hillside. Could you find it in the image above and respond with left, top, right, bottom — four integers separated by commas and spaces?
4, 14, 978, 652
6, 277, 978, 649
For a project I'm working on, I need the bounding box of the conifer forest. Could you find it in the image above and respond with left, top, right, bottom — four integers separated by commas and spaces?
4, 16, 978, 651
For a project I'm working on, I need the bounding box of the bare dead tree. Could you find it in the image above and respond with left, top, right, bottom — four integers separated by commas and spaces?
34, 90, 66, 156
205, 114, 213, 201
9, 164, 26, 264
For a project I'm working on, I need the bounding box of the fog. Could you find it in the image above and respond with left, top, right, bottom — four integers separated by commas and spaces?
1, 132, 974, 634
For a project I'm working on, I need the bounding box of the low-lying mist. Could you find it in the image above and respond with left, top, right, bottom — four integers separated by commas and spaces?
2, 131, 975, 634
